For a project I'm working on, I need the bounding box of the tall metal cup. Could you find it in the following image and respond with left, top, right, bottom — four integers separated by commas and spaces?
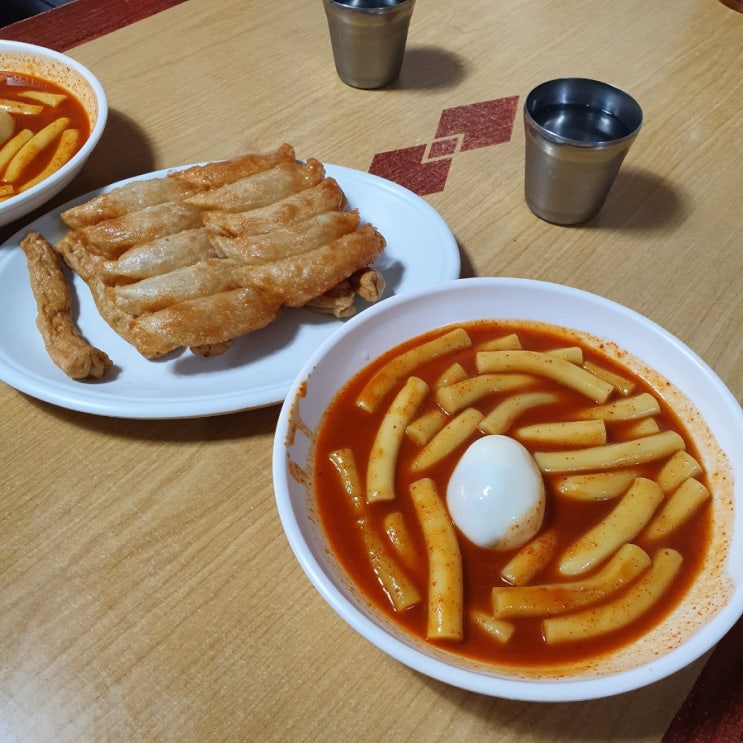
523, 78, 643, 225
323, 0, 415, 89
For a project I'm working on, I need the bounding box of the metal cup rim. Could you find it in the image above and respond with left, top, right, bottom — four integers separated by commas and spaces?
325, 0, 415, 12
524, 77, 643, 148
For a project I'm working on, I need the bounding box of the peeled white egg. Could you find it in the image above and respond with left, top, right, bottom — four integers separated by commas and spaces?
446, 435, 546, 550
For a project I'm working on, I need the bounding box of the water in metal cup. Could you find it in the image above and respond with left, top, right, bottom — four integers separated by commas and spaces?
523, 78, 643, 225
323, 0, 415, 89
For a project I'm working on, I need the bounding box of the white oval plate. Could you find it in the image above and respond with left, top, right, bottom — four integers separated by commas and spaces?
0, 164, 460, 418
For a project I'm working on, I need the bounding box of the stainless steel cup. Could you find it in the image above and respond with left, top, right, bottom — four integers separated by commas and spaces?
323, 0, 415, 89
523, 78, 643, 225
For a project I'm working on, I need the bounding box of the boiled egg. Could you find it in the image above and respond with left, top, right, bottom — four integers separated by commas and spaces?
446, 435, 545, 550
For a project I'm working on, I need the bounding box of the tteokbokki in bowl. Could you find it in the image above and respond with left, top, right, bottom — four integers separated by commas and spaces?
0, 41, 107, 227
273, 277, 742, 701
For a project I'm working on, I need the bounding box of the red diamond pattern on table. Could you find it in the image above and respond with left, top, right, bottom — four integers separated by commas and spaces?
368, 145, 452, 197
436, 97, 519, 151
368, 96, 519, 196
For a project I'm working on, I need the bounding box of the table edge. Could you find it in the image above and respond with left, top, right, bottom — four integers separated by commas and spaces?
0, 0, 188, 52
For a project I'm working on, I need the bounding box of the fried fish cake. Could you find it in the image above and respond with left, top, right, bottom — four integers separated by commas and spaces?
20, 231, 112, 379
31, 145, 387, 368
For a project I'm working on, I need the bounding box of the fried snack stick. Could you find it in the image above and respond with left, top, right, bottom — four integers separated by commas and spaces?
20, 231, 112, 379
190, 340, 232, 357
56, 228, 223, 284
120, 227, 383, 357
305, 268, 385, 318
60, 231, 280, 359
75, 201, 203, 259
246, 224, 386, 308
60, 145, 298, 228
109, 258, 244, 314
184, 158, 325, 213
60, 178, 198, 229
203, 178, 346, 236
350, 266, 386, 302
115, 228, 384, 348
305, 280, 357, 318
128, 286, 283, 359
100, 228, 223, 281
55, 232, 135, 340
212, 210, 361, 265
169, 143, 296, 189
46, 148, 388, 362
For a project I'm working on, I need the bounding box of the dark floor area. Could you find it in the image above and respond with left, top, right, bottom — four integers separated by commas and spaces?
1, 0, 75, 26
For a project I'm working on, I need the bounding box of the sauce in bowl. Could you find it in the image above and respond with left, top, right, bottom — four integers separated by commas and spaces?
313, 320, 713, 669
0, 71, 90, 200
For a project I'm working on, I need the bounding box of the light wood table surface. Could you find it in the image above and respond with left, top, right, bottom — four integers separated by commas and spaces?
1, 1, 741, 740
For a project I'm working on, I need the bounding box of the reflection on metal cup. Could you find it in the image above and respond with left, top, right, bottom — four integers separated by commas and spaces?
323, 0, 415, 89
523, 78, 643, 225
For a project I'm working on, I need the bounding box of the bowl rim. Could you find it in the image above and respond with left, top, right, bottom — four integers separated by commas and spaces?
273, 276, 742, 701
0, 40, 108, 212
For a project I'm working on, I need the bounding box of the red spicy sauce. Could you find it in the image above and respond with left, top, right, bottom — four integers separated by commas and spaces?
0, 71, 90, 193
313, 320, 711, 669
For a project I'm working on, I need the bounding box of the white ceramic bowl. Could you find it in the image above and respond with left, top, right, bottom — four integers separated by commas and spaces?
0, 41, 107, 227
272, 277, 742, 702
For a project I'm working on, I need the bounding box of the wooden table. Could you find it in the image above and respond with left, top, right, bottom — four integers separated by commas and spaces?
1, 1, 741, 740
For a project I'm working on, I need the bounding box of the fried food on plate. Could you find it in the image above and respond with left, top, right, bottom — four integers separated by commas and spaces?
304, 267, 385, 319
20, 231, 112, 379
73, 201, 204, 259
100, 228, 220, 280
246, 224, 385, 308
25, 144, 386, 373
127, 286, 283, 359
59, 177, 197, 229
201, 177, 347, 236
184, 158, 325, 212
212, 210, 362, 265
169, 142, 297, 190
60, 143, 299, 227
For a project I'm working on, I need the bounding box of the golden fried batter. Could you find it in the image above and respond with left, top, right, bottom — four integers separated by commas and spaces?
184, 158, 325, 213
201, 178, 346, 236
27, 145, 387, 369
20, 231, 112, 379
170, 143, 296, 190
128, 286, 283, 359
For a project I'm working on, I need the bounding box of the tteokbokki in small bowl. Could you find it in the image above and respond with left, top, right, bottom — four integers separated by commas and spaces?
273, 277, 742, 701
0, 41, 107, 227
